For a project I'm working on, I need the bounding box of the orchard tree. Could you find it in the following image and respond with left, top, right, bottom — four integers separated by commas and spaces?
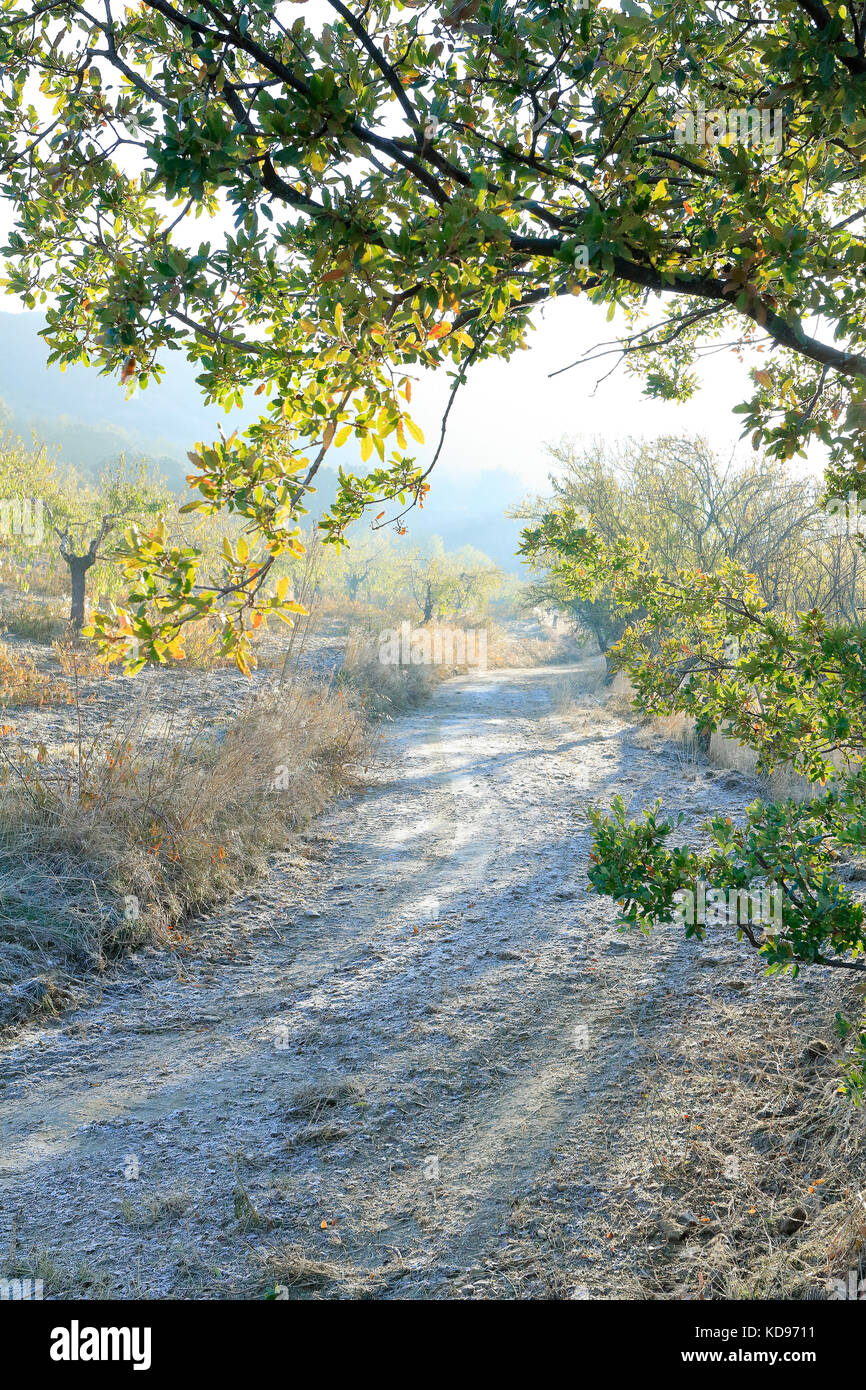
2, 0, 866, 672
404, 537, 502, 620
521, 435, 865, 628
47, 507, 121, 628
43, 456, 172, 629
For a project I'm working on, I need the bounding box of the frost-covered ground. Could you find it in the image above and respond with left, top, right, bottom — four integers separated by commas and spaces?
0, 659, 858, 1299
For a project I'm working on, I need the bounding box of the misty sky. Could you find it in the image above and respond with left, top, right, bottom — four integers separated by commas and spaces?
0, 265, 776, 491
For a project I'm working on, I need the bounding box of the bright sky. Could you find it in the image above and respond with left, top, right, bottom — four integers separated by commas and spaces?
0, 264, 779, 491
404, 293, 770, 488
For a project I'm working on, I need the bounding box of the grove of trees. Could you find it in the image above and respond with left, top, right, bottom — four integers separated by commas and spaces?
520, 435, 866, 656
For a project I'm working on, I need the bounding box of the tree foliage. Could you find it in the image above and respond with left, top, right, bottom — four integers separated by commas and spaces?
520, 435, 866, 653
519, 487, 866, 1018
3, 0, 866, 667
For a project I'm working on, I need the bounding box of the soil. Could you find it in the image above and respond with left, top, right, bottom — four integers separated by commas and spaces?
0, 658, 860, 1299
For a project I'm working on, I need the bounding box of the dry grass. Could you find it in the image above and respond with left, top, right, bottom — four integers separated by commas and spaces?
286, 1076, 366, 1118
602, 671, 866, 1300
52, 635, 115, 682
707, 729, 822, 802
258, 1243, 406, 1298
486, 621, 583, 669
0, 640, 69, 708
607, 669, 639, 713
340, 627, 436, 716
121, 1189, 191, 1230
609, 673, 823, 799
0, 675, 369, 982
549, 654, 609, 708
339, 616, 577, 719
175, 616, 249, 671
620, 980, 866, 1301
0, 595, 66, 644
2, 1246, 116, 1299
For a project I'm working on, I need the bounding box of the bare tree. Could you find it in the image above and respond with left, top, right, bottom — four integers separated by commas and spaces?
45, 508, 125, 630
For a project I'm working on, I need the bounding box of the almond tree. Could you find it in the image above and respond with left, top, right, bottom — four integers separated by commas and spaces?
46, 507, 121, 629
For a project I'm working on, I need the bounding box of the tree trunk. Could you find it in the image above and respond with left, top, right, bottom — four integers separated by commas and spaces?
67, 554, 94, 631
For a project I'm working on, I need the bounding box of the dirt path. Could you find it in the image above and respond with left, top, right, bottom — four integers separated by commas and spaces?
0, 660, 834, 1299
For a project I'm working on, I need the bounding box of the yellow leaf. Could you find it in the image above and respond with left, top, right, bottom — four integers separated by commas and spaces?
406, 417, 425, 444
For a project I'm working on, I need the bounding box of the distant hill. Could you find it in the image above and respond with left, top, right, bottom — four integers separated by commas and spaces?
0, 311, 527, 570
0, 310, 242, 488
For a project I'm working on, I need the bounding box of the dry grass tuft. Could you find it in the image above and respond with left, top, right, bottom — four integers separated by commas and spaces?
0, 596, 66, 644
52, 636, 114, 682
175, 616, 246, 671
707, 729, 820, 802
2, 1247, 116, 1299
286, 1077, 366, 1118
258, 1243, 405, 1298
486, 621, 583, 669
608, 673, 824, 799
121, 1189, 191, 1230
340, 628, 435, 716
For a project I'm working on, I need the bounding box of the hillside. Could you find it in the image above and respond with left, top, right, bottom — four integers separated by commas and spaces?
0, 312, 526, 570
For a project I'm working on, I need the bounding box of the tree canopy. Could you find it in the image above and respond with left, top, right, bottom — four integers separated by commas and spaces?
3, 0, 866, 666
518, 435, 866, 665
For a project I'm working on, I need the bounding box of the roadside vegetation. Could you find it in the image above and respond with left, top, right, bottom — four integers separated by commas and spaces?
0, 433, 550, 1031
524, 433, 866, 1112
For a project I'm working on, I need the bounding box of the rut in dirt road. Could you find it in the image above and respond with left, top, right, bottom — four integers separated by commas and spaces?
0, 660, 765, 1298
